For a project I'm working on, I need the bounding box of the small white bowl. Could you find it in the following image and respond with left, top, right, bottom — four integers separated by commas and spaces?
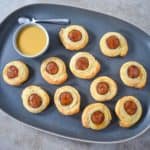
13, 23, 49, 58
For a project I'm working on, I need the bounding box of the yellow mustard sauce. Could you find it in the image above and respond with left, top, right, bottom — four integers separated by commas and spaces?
17, 25, 47, 56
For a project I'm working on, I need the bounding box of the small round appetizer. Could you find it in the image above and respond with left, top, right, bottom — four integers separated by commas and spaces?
40, 57, 68, 85
120, 61, 147, 88
115, 96, 142, 128
90, 76, 117, 102
69, 52, 100, 79
82, 103, 112, 130
21, 85, 50, 113
99, 32, 128, 57
2, 60, 29, 86
59, 25, 89, 51
54, 85, 81, 115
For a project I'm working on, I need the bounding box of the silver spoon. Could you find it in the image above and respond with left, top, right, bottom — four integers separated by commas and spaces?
18, 16, 71, 25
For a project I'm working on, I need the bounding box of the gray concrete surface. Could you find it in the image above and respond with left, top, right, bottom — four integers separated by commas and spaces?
0, 0, 150, 150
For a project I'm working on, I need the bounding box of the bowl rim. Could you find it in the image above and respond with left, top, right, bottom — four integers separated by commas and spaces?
13, 23, 50, 58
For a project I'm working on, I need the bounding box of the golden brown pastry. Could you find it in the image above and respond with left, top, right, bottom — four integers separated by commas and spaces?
99, 32, 128, 57
2, 60, 29, 86
115, 96, 142, 128
69, 52, 100, 79
59, 25, 89, 51
21, 85, 50, 114
54, 85, 80, 115
82, 103, 112, 130
40, 57, 68, 85
120, 61, 147, 88
90, 76, 117, 102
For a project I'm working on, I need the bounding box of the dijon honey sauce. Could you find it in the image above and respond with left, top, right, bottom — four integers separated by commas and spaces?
16, 25, 47, 56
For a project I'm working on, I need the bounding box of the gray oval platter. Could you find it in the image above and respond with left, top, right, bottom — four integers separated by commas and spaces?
0, 4, 150, 143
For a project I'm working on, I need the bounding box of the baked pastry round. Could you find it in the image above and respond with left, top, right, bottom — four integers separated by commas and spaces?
115, 96, 142, 128
99, 32, 128, 57
22, 85, 50, 113
59, 25, 89, 51
90, 76, 117, 101
69, 52, 100, 79
2, 60, 29, 86
82, 103, 112, 130
120, 61, 147, 88
54, 85, 80, 115
41, 57, 68, 85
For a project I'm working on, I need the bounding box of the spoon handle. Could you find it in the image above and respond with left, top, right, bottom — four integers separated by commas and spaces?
35, 18, 71, 25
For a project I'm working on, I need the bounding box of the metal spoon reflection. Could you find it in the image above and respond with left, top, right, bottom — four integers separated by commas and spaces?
18, 16, 71, 25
